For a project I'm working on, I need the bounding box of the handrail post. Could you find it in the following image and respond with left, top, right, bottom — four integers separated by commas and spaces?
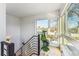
38, 34, 40, 56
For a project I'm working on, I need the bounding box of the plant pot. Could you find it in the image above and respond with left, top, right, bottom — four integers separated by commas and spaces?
41, 40, 49, 52
43, 40, 49, 47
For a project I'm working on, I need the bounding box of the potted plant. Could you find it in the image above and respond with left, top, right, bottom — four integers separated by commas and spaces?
41, 30, 49, 52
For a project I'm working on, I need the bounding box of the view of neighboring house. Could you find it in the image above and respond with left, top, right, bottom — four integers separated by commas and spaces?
0, 3, 79, 56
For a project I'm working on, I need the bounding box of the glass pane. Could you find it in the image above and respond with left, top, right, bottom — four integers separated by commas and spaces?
36, 20, 48, 33
47, 18, 58, 40
68, 3, 79, 40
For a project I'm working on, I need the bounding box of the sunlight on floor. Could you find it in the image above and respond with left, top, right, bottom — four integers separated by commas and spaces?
40, 46, 61, 56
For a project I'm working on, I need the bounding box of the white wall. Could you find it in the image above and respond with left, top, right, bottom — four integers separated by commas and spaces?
6, 15, 21, 52
21, 16, 35, 42
0, 3, 6, 55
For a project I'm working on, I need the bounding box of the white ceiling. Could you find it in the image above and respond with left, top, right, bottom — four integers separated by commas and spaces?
6, 3, 65, 17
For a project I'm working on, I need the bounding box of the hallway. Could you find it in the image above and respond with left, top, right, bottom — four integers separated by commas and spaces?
0, 3, 79, 56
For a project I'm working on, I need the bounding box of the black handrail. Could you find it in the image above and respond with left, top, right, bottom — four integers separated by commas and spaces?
15, 34, 40, 56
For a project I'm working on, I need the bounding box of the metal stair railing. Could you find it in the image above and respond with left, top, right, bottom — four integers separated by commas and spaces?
15, 34, 40, 56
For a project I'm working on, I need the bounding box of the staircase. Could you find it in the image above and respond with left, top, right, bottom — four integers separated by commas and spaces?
15, 35, 40, 56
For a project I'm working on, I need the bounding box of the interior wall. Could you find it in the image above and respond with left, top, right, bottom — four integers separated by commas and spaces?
0, 3, 6, 55
6, 15, 21, 52
21, 16, 35, 42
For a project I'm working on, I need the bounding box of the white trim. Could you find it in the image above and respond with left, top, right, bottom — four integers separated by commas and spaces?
60, 3, 71, 17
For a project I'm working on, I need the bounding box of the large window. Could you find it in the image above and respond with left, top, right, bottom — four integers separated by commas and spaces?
36, 18, 58, 40
67, 4, 79, 40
